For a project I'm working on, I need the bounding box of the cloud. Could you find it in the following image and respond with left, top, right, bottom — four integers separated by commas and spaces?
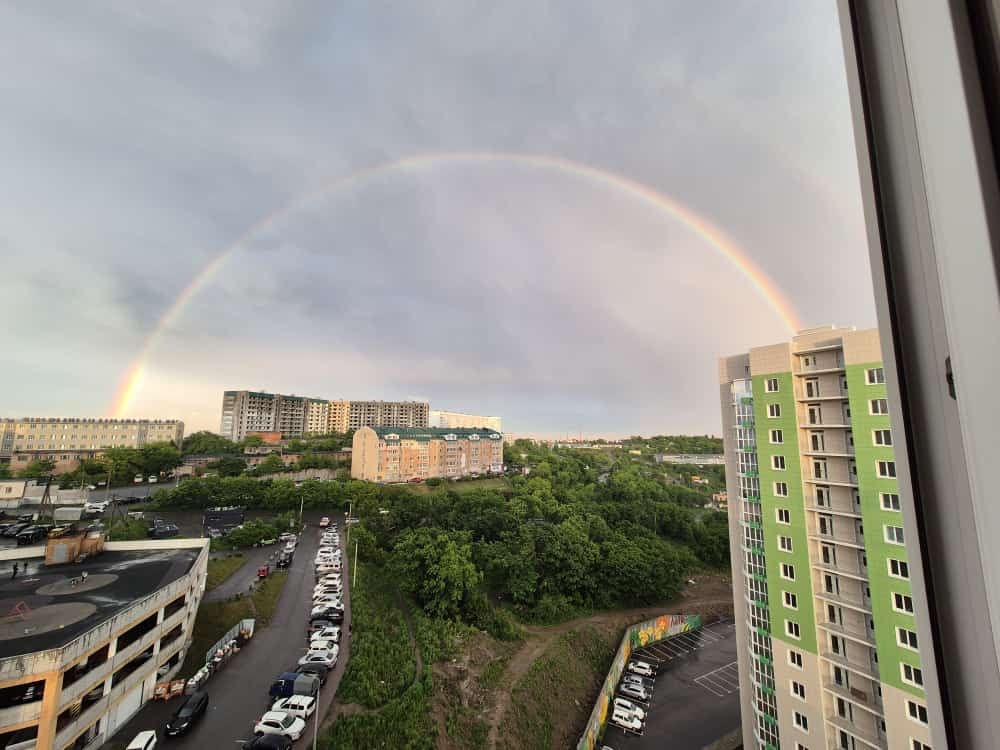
1, 0, 874, 435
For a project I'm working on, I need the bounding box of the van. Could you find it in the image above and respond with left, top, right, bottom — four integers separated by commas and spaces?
268, 672, 320, 700
125, 730, 158, 750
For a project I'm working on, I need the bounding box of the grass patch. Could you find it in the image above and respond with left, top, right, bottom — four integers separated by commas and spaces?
205, 554, 245, 590
337, 563, 416, 708
179, 571, 287, 677
321, 671, 436, 750
499, 625, 618, 750
106, 518, 149, 541
408, 477, 511, 495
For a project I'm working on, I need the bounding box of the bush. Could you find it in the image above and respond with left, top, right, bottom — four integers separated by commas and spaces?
425, 477, 443, 487
527, 594, 579, 625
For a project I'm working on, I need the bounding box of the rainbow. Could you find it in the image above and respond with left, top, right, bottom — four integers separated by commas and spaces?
109, 151, 802, 417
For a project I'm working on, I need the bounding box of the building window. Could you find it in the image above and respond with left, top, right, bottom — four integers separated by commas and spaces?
907, 700, 929, 724
791, 681, 806, 700
774, 482, 789, 497
882, 493, 901, 511
789, 650, 803, 669
902, 663, 924, 687
870, 398, 890, 415
793, 711, 809, 731
770, 429, 784, 444
777, 508, 791, 524
873, 428, 893, 446
911, 742, 932, 750
781, 563, 796, 581
765, 378, 779, 393
867, 367, 886, 384
877, 460, 897, 478
897, 627, 919, 650
785, 620, 801, 639
885, 525, 905, 545
784, 591, 798, 609
893, 593, 915, 613
889, 559, 911, 579
768, 403, 781, 418
772, 455, 786, 470
779, 536, 793, 552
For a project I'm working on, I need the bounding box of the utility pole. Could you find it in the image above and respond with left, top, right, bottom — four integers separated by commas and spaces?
298, 495, 304, 530
352, 540, 358, 589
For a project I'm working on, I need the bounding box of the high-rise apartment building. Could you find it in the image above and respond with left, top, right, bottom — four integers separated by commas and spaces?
220, 392, 429, 441
352, 426, 503, 482
719, 327, 934, 750
429, 410, 502, 431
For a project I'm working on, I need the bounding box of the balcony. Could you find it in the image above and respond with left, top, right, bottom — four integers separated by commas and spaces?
813, 561, 869, 583
59, 661, 112, 708
822, 678, 884, 716
814, 589, 872, 614
0, 699, 43, 729
796, 394, 849, 402
802, 449, 855, 458
808, 533, 865, 550
794, 366, 845, 376
824, 714, 888, 750
817, 619, 877, 648
820, 650, 880, 683
803, 477, 859, 489
805, 502, 861, 519
55, 695, 108, 750
739, 468, 759, 478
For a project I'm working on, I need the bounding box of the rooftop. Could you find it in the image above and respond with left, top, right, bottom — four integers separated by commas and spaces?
0, 548, 198, 658
365, 426, 503, 441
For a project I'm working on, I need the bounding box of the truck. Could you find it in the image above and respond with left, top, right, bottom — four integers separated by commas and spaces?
268, 672, 320, 700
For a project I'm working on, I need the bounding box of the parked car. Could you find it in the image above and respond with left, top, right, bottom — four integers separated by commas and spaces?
294, 662, 329, 685
268, 671, 320, 700
618, 683, 649, 702
319, 517, 330, 527
308, 638, 338, 653
165, 691, 208, 736
3, 522, 31, 537
310, 626, 341, 643
84, 501, 109, 514
149, 523, 179, 539
254, 711, 305, 741
298, 649, 337, 669
276, 554, 292, 569
627, 660, 655, 677
270, 695, 316, 720
134, 475, 144, 484
613, 697, 646, 721
243, 734, 291, 749
148, 475, 158, 483
16, 526, 47, 545
125, 730, 158, 750
610, 706, 643, 731
310, 609, 343, 624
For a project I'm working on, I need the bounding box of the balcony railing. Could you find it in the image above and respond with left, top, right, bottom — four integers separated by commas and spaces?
824, 713, 888, 750
822, 678, 885, 716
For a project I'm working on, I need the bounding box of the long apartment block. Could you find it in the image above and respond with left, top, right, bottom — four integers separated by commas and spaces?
719, 327, 934, 750
220, 391, 429, 441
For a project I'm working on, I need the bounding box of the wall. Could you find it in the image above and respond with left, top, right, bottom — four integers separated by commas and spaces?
576, 614, 700, 750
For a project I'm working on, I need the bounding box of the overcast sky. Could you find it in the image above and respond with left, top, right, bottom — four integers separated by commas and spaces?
2, 1, 875, 436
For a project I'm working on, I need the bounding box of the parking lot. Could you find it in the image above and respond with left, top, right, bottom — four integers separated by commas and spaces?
602, 618, 740, 750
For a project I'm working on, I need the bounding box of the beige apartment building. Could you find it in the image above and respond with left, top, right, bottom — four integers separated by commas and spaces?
0, 419, 184, 474
337, 401, 429, 432
429, 410, 502, 431
352, 426, 503, 482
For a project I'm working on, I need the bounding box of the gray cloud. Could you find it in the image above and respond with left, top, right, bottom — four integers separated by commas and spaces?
1, 0, 873, 434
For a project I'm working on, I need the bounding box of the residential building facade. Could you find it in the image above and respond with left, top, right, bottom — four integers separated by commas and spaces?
352, 426, 503, 482
719, 326, 935, 750
428, 410, 502, 431
0, 419, 184, 475
220, 392, 429, 441
0, 538, 208, 750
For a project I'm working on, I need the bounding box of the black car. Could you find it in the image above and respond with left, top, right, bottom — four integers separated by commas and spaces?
149, 523, 180, 539
3, 522, 31, 538
16, 527, 47, 545
242, 734, 292, 749
165, 690, 208, 736
294, 662, 329, 685
310, 609, 343, 624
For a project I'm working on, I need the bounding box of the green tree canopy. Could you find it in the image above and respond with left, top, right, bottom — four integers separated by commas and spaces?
182, 431, 241, 455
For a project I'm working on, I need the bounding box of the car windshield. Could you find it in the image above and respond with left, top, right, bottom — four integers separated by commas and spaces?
280, 715, 295, 728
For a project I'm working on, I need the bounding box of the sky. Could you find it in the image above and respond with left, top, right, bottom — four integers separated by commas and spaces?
1, 0, 875, 437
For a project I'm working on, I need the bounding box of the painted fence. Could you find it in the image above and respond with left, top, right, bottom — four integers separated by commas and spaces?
576, 613, 701, 750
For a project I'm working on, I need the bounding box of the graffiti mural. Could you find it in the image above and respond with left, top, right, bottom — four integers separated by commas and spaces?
576, 613, 701, 750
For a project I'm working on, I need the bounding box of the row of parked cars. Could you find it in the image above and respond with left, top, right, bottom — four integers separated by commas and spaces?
0, 517, 73, 545
609, 659, 658, 735
248, 521, 345, 747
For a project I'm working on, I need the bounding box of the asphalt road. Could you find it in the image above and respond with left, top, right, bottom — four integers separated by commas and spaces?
203, 546, 277, 604
88, 480, 178, 501
602, 618, 740, 750
105, 513, 352, 748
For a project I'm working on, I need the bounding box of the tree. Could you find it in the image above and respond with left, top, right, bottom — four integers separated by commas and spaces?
391, 529, 481, 619
139, 442, 182, 476
207, 456, 248, 477
0, 463, 12, 479
19, 459, 55, 478
254, 454, 285, 474
182, 431, 240, 455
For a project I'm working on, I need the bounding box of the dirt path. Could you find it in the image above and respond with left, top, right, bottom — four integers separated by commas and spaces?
484, 575, 733, 749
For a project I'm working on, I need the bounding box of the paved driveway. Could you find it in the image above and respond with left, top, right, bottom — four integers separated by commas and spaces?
106, 513, 351, 749
204, 546, 277, 603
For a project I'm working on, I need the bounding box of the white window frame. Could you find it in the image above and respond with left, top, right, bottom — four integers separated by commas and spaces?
774, 481, 789, 497
877, 460, 897, 478
776, 508, 791, 525
907, 700, 929, 725
866, 367, 885, 384
781, 563, 796, 581
889, 558, 911, 580
765, 378, 779, 393
788, 649, 803, 669
791, 680, 806, 700
897, 626, 919, 651
768, 403, 781, 418
873, 428, 893, 446
784, 590, 798, 609
869, 397, 890, 415
770, 429, 784, 444
893, 592, 915, 613
785, 619, 801, 639
793, 711, 809, 732
881, 492, 902, 511
885, 525, 906, 545
901, 663, 924, 688
772, 455, 786, 470
779, 536, 793, 552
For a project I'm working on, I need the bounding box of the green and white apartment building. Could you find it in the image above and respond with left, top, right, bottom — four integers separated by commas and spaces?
719, 327, 935, 750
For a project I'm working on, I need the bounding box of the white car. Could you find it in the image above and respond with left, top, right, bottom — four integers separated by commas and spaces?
148, 475, 158, 483
618, 683, 649, 702
311, 601, 343, 615
319, 517, 330, 527
298, 648, 338, 668
610, 707, 642, 731
613, 697, 646, 721
254, 710, 305, 741
308, 638, 338, 652
316, 565, 340, 575
314, 588, 341, 599
271, 695, 316, 720
310, 626, 341, 643
84, 501, 109, 514
627, 660, 655, 677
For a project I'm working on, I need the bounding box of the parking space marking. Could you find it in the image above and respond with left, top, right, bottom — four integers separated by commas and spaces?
694, 661, 740, 698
